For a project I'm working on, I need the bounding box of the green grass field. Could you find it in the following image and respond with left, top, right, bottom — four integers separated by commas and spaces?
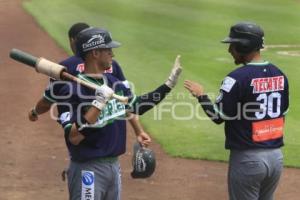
23, 0, 300, 167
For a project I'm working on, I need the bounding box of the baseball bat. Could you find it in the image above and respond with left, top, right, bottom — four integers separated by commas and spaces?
9, 49, 128, 104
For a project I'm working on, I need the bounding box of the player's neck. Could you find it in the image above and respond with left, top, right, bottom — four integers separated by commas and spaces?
244, 52, 263, 64
84, 61, 104, 75
84, 60, 105, 74
250, 53, 262, 62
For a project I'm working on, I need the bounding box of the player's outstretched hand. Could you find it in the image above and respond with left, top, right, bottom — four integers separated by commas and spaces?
184, 80, 205, 97
165, 55, 183, 88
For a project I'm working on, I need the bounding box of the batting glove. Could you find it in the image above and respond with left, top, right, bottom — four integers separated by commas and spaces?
93, 85, 114, 110
165, 55, 183, 89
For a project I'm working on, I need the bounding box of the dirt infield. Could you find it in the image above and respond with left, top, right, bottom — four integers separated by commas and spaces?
1, 1, 300, 200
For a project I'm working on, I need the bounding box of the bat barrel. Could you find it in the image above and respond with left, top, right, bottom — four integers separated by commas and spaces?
9, 48, 38, 68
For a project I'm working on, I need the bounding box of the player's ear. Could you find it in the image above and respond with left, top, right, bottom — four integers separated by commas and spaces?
69, 37, 75, 43
91, 49, 100, 58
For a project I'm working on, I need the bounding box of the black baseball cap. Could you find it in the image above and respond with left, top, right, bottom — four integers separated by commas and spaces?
221, 22, 264, 47
76, 27, 121, 59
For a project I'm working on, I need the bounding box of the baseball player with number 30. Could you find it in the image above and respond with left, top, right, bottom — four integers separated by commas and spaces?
184, 22, 289, 200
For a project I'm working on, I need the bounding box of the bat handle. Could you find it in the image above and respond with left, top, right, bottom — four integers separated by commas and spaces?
9, 48, 38, 67
112, 93, 128, 104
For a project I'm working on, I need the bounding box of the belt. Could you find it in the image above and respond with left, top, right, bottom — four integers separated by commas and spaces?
94, 156, 118, 163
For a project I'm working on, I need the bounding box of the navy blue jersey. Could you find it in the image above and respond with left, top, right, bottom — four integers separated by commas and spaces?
43, 55, 128, 115
215, 61, 289, 150
57, 73, 137, 162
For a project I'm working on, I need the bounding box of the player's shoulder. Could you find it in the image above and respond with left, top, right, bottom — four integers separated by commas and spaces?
227, 61, 269, 78
224, 65, 246, 83
112, 59, 122, 70
221, 63, 259, 91
59, 55, 84, 75
104, 74, 128, 89
104, 73, 121, 84
59, 55, 82, 66
228, 63, 253, 77
228, 61, 288, 84
266, 62, 288, 77
112, 59, 120, 66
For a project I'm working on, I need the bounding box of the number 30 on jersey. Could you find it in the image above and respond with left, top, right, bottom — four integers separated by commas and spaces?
255, 92, 281, 119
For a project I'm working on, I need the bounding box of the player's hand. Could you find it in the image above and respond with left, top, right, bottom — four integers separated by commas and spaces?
137, 132, 151, 147
28, 108, 38, 121
94, 84, 114, 110
184, 80, 205, 97
94, 85, 114, 109
165, 55, 183, 88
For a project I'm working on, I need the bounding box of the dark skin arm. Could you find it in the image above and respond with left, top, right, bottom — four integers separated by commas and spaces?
69, 109, 152, 146
68, 106, 101, 145
28, 98, 53, 121
127, 113, 151, 147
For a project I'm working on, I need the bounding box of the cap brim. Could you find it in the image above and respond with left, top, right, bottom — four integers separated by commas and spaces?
106, 41, 121, 48
221, 37, 240, 43
221, 37, 250, 45
133, 142, 142, 153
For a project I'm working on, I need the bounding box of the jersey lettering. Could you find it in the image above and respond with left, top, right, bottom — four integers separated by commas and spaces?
251, 76, 284, 94
81, 171, 95, 200
81, 99, 126, 129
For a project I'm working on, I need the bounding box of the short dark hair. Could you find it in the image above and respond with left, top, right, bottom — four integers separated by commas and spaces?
68, 22, 90, 39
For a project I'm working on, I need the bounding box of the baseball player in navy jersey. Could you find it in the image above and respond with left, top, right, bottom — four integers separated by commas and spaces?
53, 27, 182, 200
28, 22, 152, 147
184, 22, 289, 200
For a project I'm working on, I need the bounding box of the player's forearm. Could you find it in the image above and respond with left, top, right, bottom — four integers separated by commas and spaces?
131, 84, 171, 115
69, 124, 85, 145
128, 114, 144, 136
198, 95, 224, 124
83, 106, 101, 124
69, 107, 101, 145
28, 97, 53, 121
34, 97, 53, 115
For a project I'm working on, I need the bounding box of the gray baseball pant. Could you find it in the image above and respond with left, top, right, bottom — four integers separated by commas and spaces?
67, 157, 121, 200
228, 148, 283, 200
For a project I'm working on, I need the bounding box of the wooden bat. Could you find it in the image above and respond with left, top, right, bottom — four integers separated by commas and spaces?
9, 48, 128, 104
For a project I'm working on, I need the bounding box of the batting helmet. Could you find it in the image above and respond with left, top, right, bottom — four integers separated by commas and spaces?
131, 143, 156, 179
221, 22, 264, 54
75, 27, 121, 59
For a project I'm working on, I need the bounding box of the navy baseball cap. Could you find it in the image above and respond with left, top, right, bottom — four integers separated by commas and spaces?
76, 27, 121, 58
